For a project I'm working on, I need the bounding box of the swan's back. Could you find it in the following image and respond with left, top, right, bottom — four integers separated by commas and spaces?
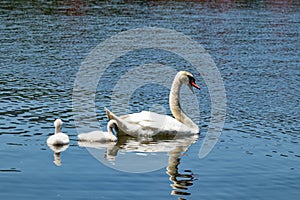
47, 133, 69, 145
78, 130, 116, 142
126, 111, 195, 133
106, 109, 196, 137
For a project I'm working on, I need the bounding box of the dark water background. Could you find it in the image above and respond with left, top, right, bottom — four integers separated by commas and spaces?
0, 1, 299, 199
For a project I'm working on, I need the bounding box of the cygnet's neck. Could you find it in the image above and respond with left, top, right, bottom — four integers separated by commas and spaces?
107, 120, 117, 140
169, 73, 199, 133
55, 126, 61, 134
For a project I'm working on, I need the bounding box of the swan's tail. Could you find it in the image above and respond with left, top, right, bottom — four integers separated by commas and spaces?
104, 107, 130, 134
105, 107, 114, 120
105, 108, 139, 136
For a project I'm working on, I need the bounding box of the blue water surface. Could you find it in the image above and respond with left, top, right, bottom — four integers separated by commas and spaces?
0, 1, 299, 199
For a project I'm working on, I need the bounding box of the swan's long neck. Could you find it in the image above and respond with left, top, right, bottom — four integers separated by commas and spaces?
169, 74, 199, 133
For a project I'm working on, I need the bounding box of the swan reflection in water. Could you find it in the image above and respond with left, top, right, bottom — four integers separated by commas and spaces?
167, 144, 196, 197
47, 144, 69, 166
78, 133, 199, 199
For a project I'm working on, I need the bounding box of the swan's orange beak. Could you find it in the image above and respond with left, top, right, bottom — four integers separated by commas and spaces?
191, 80, 200, 90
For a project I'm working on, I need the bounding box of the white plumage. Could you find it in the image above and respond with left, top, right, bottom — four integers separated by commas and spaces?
46, 119, 69, 145
105, 71, 200, 137
78, 119, 118, 142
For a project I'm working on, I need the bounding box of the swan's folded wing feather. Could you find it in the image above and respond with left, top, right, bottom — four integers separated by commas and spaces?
120, 111, 156, 123
127, 112, 193, 134
105, 108, 195, 136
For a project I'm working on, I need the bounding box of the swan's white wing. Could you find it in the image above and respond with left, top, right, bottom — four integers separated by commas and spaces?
120, 111, 158, 122
106, 108, 194, 137
136, 113, 195, 135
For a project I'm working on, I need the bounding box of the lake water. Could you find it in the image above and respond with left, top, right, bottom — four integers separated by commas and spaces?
0, 0, 299, 199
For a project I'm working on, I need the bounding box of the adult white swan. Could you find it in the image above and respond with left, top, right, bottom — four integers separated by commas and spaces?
105, 71, 200, 137
78, 120, 118, 142
46, 119, 70, 145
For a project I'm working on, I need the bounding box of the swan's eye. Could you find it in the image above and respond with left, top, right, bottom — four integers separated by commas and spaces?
187, 75, 195, 82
